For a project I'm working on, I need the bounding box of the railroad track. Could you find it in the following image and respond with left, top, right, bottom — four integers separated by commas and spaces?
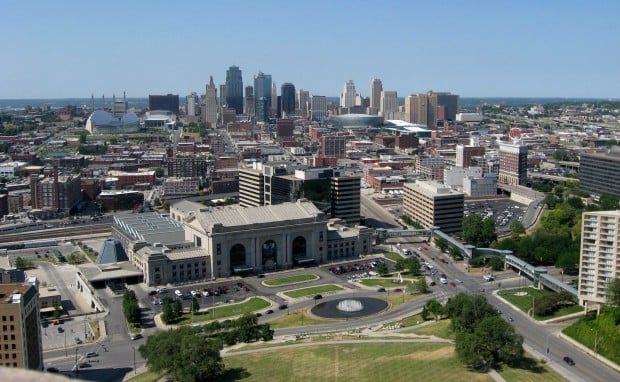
0, 224, 112, 244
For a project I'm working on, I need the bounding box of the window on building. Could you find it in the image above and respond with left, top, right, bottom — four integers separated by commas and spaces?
319, 231, 324, 241
9, 325, 13, 331
195, 236, 202, 247
11, 344, 15, 350
172, 265, 176, 270
1, 316, 5, 322
8, 316, 13, 322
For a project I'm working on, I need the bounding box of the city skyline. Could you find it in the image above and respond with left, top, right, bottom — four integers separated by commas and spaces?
1, 0, 619, 99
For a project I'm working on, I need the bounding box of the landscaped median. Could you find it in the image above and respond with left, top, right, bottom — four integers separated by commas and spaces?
497, 287, 583, 320
282, 284, 345, 299
166, 297, 271, 326
263, 274, 319, 287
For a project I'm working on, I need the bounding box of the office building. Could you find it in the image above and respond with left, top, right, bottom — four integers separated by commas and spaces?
369, 78, 382, 115
379, 91, 398, 119
578, 210, 620, 311
456, 145, 486, 168
428, 91, 459, 127
331, 176, 361, 225
403, 180, 464, 233
204, 76, 218, 126
244, 86, 254, 116
168, 155, 208, 178
254, 71, 272, 121
238, 167, 264, 207
29, 169, 81, 213
148, 94, 179, 115
340, 80, 356, 108
270, 81, 278, 116
186, 92, 197, 117
225, 65, 244, 114
311, 95, 328, 121
280, 82, 296, 116
275, 119, 294, 139
498, 142, 528, 186
297, 89, 309, 117
580, 151, 620, 199
320, 135, 347, 159
410, 93, 429, 126
0, 283, 43, 370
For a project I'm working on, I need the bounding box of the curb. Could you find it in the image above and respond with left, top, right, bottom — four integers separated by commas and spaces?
558, 332, 620, 373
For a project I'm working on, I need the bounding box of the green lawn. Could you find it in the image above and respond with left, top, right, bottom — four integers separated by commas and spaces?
498, 287, 583, 320
222, 343, 493, 382
263, 274, 319, 287
359, 278, 416, 288
126, 370, 166, 382
563, 307, 620, 365
175, 298, 270, 325
268, 308, 333, 329
383, 251, 403, 262
283, 284, 344, 299
497, 355, 566, 382
402, 319, 455, 339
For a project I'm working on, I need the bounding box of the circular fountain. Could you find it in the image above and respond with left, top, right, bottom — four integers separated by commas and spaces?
337, 299, 364, 312
311, 297, 388, 319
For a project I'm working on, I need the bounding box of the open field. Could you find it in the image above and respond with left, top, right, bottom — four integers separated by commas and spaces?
175, 298, 270, 325
401, 319, 455, 339
222, 343, 492, 382
283, 284, 344, 299
498, 287, 583, 320
263, 274, 319, 287
383, 251, 403, 262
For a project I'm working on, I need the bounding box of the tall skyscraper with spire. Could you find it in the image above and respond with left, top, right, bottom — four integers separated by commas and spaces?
254, 71, 272, 122
204, 76, 218, 126
369, 78, 382, 115
225, 65, 243, 114
340, 80, 356, 108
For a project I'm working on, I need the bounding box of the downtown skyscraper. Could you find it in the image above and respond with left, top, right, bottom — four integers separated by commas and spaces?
204, 76, 218, 126
340, 80, 356, 108
225, 65, 243, 114
280, 82, 296, 116
253, 71, 272, 122
369, 78, 382, 115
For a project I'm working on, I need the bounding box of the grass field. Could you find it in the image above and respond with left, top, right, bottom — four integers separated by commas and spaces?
175, 297, 270, 325
498, 288, 583, 320
268, 308, 333, 329
563, 307, 620, 365
263, 274, 319, 287
402, 319, 455, 339
222, 343, 493, 382
496, 355, 566, 382
283, 284, 344, 299
126, 370, 166, 382
383, 251, 403, 262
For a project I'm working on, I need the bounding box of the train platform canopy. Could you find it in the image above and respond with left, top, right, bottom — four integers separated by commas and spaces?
79, 262, 143, 284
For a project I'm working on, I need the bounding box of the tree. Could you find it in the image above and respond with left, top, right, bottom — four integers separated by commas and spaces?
14, 256, 33, 269
191, 297, 200, 314
434, 237, 449, 252
375, 262, 389, 276
53, 303, 62, 319
510, 220, 525, 235
415, 277, 427, 293
456, 316, 524, 370
487, 256, 504, 271
162, 300, 175, 324
544, 194, 559, 209
425, 299, 443, 321
154, 167, 165, 177
173, 299, 183, 317
607, 279, 620, 306
139, 327, 224, 382
599, 194, 620, 210
445, 293, 497, 333
396, 257, 420, 275
449, 245, 462, 260
462, 216, 496, 247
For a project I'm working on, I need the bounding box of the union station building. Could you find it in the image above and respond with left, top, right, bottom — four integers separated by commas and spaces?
113, 199, 373, 286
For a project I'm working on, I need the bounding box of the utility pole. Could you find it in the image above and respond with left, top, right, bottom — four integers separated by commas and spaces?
133, 346, 136, 375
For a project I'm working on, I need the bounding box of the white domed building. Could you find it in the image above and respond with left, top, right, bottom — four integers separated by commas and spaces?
85, 110, 141, 134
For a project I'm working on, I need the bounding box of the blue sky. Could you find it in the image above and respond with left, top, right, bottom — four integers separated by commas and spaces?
1, 0, 619, 99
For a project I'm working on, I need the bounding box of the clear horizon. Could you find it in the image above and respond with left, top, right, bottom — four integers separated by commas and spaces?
2, 1, 619, 99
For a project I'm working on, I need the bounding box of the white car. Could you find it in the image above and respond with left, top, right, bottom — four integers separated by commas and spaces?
368, 271, 378, 276
440, 278, 448, 284
174, 289, 182, 297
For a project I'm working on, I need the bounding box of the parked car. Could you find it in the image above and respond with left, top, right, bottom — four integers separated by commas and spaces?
46, 367, 60, 373
57, 327, 64, 333
563, 356, 575, 366
74, 337, 82, 344
148, 290, 158, 296
157, 287, 168, 294
130, 334, 143, 341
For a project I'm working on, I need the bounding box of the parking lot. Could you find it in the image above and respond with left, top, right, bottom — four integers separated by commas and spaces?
321, 258, 397, 282
41, 316, 93, 351
464, 198, 526, 233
